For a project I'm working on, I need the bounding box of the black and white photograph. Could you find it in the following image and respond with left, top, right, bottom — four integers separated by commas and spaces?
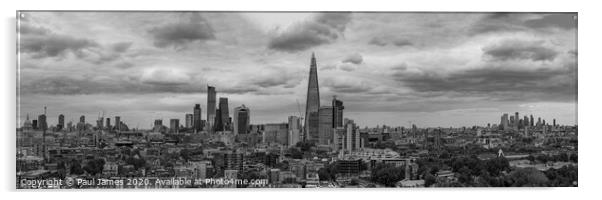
14, 10, 579, 189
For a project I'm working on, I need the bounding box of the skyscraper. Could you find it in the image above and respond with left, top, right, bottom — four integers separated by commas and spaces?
57, 114, 64, 131
514, 112, 519, 130
233, 105, 250, 135
170, 119, 180, 134
305, 53, 320, 143
38, 114, 47, 131
207, 86, 216, 132
501, 113, 509, 130
288, 116, 302, 147
106, 118, 111, 130
115, 116, 121, 131
218, 97, 230, 131
530, 115, 534, 127
318, 106, 333, 145
193, 104, 202, 132
332, 96, 344, 128
185, 114, 193, 129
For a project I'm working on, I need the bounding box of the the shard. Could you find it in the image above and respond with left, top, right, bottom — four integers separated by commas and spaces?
305, 53, 320, 143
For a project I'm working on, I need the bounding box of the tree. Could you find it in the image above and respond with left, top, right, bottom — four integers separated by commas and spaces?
424, 173, 437, 187
83, 158, 106, 176
371, 163, 404, 187
69, 159, 84, 175
507, 167, 549, 187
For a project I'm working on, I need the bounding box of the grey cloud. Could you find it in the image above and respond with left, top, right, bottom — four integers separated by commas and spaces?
392, 65, 576, 102
111, 42, 133, 52
524, 14, 576, 30
339, 64, 355, 72
19, 24, 50, 35
268, 12, 351, 52
320, 64, 336, 71
342, 53, 363, 64
369, 37, 413, 47
149, 14, 216, 48
21, 76, 203, 95
20, 34, 99, 58
483, 40, 558, 61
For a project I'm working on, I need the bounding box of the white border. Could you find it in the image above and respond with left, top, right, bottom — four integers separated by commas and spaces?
2, 0, 600, 199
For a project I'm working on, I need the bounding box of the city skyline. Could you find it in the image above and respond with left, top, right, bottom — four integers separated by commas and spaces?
17, 12, 577, 128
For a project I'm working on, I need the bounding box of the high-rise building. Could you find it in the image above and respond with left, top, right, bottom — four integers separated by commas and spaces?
154, 119, 163, 127
57, 114, 64, 130
233, 105, 250, 135
514, 112, 519, 130
318, 106, 333, 145
332, 96, 344, 128
334, 118, 362, 152
305, 53, 320, 143
79, 115, 85, 124
264, 123, 289, 145
115, 116, 121, 131
207, 86, 216, 132
193, 104, 202, 132
524, 116, 529, 127
38, 114, 47, 131
32, 119, 38, 129
288, 116, 302, 147
170, 119, 180, 134
501, 114, 509, 130
530, 115, 534, 127
185, 114, 193, 129
106, 118, 111, 130
553, 119, 556, 127
218, 97, 230, 131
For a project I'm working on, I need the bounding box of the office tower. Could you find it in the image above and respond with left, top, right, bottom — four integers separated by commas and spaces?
185, 114, 193, 129
524, 116, 529, 127
334, 118, 361, 152
106, 118, 111, 130
332, 96, 344, 128
115, 116, 121, 131
305, 53, 320, 143
32, 119, 38, 129
207, 86, 216, 132
514, 112, 519, 130
553, 119, 556, 127
38, 114, 47, 131
530, 115, 534, 127
79, 115, 85, 124
537, 117, 542, 127
193, 104, 202, 132
170, 119, 180, 134
233, 105, 250, 135
318, 106, 333, 145
501, 113, 508, 130
218, 97, 230, 131
57, 114, 64, 130
288, 116, 302, 146
215, 108, 222, 131
154, 119, 163, 127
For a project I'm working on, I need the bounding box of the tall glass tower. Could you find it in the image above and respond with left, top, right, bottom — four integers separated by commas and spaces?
305, 53, 320, 143
207, 85, 216, 132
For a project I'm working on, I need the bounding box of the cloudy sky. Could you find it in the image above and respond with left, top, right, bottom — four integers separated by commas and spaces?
17, 12, 577, 128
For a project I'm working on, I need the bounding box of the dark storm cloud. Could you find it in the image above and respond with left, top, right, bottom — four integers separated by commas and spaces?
524, 14, 576, 30
342, 53, 363, 64
393, 65, 576, 102
20, 34, 99, 58
268, 12, 351, 52
483, 40, 558, 61
469, 13, 525, 35
149, 14, 216, 48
